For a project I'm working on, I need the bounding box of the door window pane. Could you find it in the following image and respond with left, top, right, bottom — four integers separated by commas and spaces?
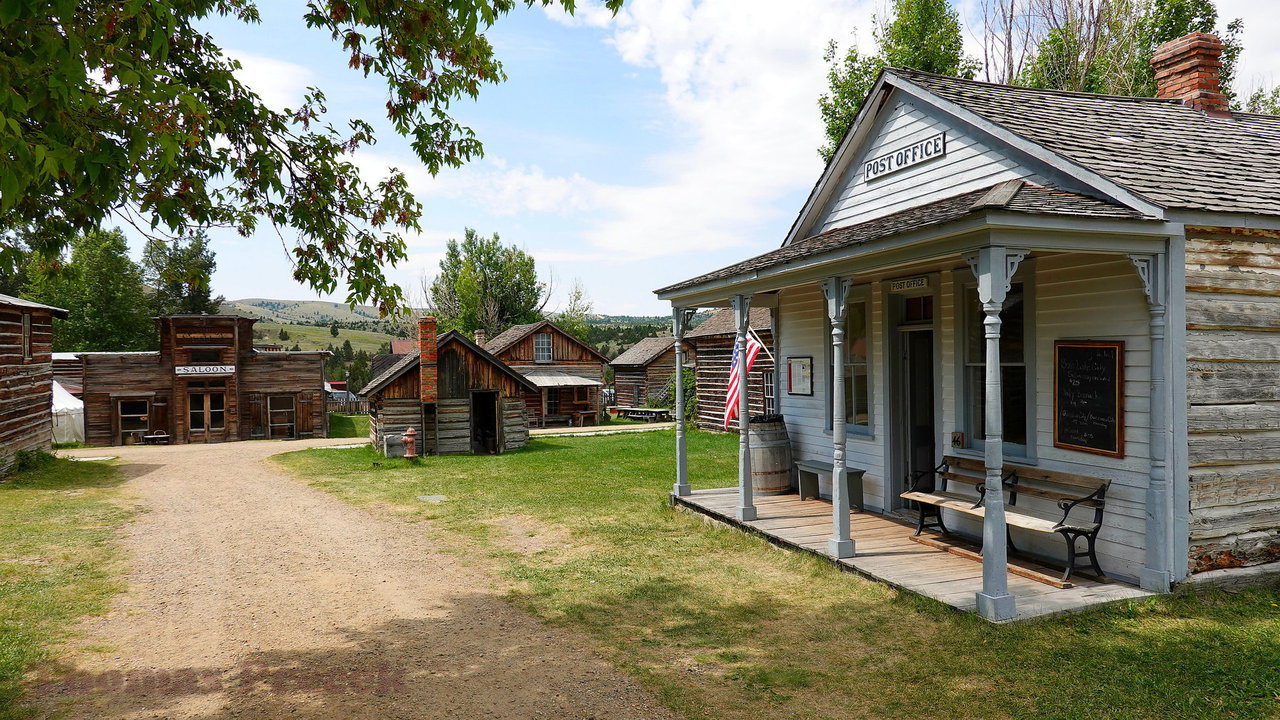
844, 300, 871, 432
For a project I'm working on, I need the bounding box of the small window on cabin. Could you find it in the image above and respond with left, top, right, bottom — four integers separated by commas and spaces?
21, 313, 32, 361
762, 370, 776, 415
119, 399, 150, 443
189, 348, 222, 364
534, 333, 552, 362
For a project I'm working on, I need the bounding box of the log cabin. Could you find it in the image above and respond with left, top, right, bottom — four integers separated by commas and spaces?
609, 336, 677, 408
683, 308, 775, 431
482, 320, 608, 427
0, 294, 67, 476
656, 33, 1280, 621
77, 315, 328, 446
365, 317, 535, 455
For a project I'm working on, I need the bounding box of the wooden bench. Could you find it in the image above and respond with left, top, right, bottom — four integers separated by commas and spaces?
795, 459, 866, 511
901, 455, 1110, 581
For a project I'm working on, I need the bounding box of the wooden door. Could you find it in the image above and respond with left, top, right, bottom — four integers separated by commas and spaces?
188, 391, 228, 443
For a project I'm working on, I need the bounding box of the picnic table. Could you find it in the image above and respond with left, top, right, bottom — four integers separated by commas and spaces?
613, 407, 672, 422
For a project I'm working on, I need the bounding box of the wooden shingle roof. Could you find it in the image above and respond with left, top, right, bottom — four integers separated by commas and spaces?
610, 336, 674, 367
893, 68, 1280, 216
684, 308, 773, 339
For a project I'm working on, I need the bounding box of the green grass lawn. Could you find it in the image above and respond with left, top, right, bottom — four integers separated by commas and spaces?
327, 413, 370, 439
276, 432, 1280, 720
0, 457, 131, 719
257, 322, 401, 354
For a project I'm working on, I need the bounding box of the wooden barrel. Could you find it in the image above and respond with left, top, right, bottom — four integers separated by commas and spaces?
748, 415, 792, 495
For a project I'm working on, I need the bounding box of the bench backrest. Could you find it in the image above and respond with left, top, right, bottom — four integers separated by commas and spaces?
941, 455, 1109, 507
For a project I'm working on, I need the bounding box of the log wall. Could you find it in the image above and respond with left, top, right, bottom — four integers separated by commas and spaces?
613, 347, 678, 407
490, 324, 606, 425
1185, 227, 1280, 572
689, 331, 775, 431
0, 306, 57, 476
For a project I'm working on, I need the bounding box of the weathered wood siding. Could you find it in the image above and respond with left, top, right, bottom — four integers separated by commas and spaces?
0, 306, 57, 475
612, 347, 678, 407
81, 353, 169, 447
491, 324, 606, 424
369, 397, 429, 455
812, 96, 1049, 236
690, 330, 774, 431
1184, 227, 1280, 572
236, 353, 328, 439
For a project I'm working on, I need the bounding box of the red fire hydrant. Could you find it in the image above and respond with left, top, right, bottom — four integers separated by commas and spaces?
402, 427, 418, 460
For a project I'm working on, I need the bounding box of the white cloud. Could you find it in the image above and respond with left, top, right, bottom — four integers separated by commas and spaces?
225, 50, 314, 111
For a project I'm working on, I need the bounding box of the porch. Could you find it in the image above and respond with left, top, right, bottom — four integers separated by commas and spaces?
674, 487, 1152, 621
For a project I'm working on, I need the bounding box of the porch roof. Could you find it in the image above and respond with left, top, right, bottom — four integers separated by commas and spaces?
522, 369, 603, 388
656, 181, 1151, 296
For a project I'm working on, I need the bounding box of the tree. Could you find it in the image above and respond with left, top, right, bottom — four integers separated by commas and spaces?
278, 328, 290, 341
141, 231, 223, 317
818, 0, 978, 160
554, 279, 593, 340
341, 339, 355, 362
330, 322, 340, 337
23, 229, 154, 351
425, 228, 548, 336
0, 1, 622, 315
1246, 86, 1280, 115
347, 351, 371, 393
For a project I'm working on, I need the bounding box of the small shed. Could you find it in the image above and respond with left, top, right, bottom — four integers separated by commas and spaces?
0, 294, 68, 475
365, 317, 536, 455
684, 307, 775, 431
483, 319, 608, 427
610, 336, 678, 407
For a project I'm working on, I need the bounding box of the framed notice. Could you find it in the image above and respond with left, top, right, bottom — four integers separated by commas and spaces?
787, 356, 813, 396
1053, 340, 1125, 458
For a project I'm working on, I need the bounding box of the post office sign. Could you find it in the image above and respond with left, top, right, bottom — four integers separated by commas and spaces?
863, 132, 947, 182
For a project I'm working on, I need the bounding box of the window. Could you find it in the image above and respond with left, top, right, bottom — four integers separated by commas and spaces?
21, 313, 31, 361
762, 370, 776, 415
844, 300, 871, 434
188, 348, 222, 364
534, 333, 552, 362
963, 283, 1028, 452
189, 391, 226, 432
902, 295, 933, 324
268, 395, 297, 439
119, 399, 149, 443
546, 388, 560, 414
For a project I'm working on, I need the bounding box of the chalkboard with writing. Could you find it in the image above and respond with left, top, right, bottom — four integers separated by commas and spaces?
1054, 340, 1125, 458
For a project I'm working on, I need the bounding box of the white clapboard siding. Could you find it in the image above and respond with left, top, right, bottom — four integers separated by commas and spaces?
773, 253, 1153, 581
815, 99, 1047, 235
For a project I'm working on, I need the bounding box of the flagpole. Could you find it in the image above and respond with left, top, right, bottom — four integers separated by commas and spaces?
747, 326, 774, 363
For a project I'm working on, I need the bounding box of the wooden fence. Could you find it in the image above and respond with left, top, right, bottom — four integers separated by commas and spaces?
326, 399, 368, 415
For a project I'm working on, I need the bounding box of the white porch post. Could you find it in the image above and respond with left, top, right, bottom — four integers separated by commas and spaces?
732, 295, 757, 521
823, 277, 855, 558
672, 307, 696, 497
967, 247, 1025, 622
1132, 253, 1173, 591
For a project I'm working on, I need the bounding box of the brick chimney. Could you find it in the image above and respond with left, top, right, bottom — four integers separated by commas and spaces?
474, 328, 487, 349
1151, 32, 1230, 116
419, 316, 438, 403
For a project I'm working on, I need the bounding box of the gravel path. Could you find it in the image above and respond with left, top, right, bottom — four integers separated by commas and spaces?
35, 440, 675, 720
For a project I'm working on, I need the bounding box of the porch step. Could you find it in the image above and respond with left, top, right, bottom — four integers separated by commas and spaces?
909, 533, 1074, 589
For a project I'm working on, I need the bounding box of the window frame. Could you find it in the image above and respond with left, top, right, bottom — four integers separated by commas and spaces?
21, 313, 32, 361
534, 332, 553, 362
824, 285, 873, 437
957, 274, 1037, 460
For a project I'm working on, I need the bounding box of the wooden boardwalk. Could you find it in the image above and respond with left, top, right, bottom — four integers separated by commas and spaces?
674, 488, 1152, 622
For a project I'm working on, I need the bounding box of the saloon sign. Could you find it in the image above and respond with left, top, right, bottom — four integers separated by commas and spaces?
864, 132, 947, 182
175, 365, 236, 376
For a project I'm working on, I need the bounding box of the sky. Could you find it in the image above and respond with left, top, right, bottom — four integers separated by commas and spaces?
155, 1, 1280, 316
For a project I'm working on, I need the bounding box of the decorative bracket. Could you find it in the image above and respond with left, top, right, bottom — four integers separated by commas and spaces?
730, 295, 752, 334
821, 277, 851, 322
672, 307, 696, 340
966, 247, 1029, 305
1129, 254, 1165, 307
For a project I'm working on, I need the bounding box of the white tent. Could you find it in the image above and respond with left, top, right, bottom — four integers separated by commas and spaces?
51, 380, 84, 444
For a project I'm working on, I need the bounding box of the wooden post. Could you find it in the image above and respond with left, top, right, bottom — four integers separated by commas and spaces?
672, 306, 696, 497
822, 277, 855, 558
1132, 253, 1172, 592
732, 294, 756, 521
966, 247, 1025, 622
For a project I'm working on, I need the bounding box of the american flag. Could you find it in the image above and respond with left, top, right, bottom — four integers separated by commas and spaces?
724, 331, 764, 430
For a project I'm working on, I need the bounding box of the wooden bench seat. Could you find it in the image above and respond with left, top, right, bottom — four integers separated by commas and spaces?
901, 454, 1110, 581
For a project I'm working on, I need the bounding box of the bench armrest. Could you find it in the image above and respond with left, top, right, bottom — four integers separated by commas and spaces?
906, 461, 949, 494
974, 470, 1018, 509
1052, 484, 1107, 530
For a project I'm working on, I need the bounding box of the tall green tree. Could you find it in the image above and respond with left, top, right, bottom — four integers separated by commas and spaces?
141, 231, 223, 316
818, 0, 978, 161
0, 1, 622, 315
23, 229, 154, 351
425, 228, 548, 336
554, 279, 593, 341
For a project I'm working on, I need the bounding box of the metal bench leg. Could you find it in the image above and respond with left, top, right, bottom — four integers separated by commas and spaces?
1086, 532, 1107, 581
1006, 527, 1017, 555
1060, 531, 1080, 583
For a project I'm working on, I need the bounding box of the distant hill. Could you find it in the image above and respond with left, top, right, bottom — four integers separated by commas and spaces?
221, 298, 387, 325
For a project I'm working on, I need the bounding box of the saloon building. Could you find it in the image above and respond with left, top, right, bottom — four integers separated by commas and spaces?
657, 33, 1280, 621
76, 315, 328, 446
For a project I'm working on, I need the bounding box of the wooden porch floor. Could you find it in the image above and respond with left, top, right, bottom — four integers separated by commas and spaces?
674, 487, 1152, 622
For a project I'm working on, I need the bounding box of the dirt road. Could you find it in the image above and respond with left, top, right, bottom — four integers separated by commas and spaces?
35, 440, 675, 720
